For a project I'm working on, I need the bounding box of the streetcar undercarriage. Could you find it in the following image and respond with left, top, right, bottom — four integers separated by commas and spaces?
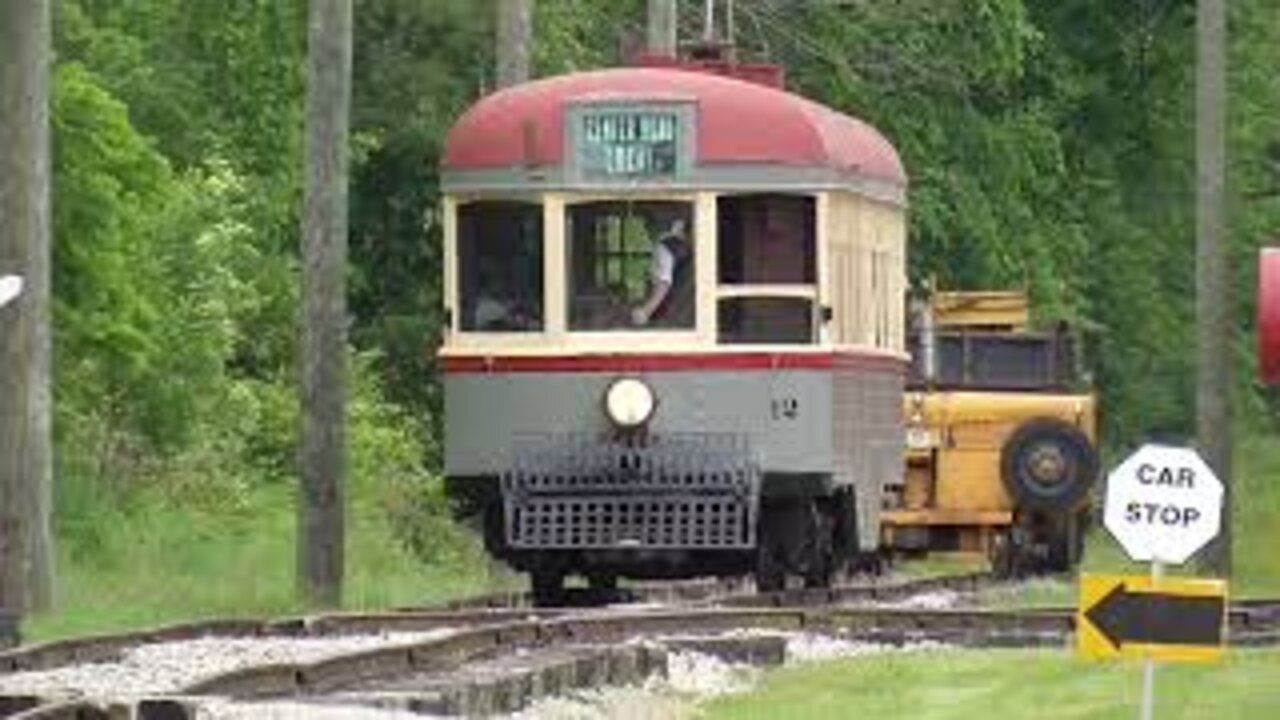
447, 469, 873, 605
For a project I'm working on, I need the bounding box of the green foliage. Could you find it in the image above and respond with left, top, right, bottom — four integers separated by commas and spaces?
345, 0, 490, 419
36, 0, 1280, 633
533, 0, 644, 74
44, 0, 479, 623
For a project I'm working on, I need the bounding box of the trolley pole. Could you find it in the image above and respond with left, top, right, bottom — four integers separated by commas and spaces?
1194, 0, 1230, 577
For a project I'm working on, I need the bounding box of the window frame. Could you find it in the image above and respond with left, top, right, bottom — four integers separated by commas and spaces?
447, 194, 552, 348
714, 192, 822, 347
454, 198, 546, 334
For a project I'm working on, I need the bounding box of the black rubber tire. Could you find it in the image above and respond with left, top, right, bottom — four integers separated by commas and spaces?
1000, 417, 1099, 513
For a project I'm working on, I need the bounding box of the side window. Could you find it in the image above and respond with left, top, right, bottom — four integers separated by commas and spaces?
718, 194, 815, 284
716, 194, 817, 344
567, 201, 695, 331
457, 201, 543, 332
718, 298, 814, 345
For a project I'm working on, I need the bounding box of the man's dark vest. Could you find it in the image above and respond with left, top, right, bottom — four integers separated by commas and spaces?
653, 236, 694, 328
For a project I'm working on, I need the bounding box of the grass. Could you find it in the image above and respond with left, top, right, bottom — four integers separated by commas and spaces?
894, 553, 989, 579
22, 485, 495, 641
705, 647, 1280, 719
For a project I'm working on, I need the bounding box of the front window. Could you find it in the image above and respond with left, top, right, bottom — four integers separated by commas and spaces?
567, 200, 695, 331
457, 201, 543, 332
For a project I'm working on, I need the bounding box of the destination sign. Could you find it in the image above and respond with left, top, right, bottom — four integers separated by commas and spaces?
578, 110, 680, 178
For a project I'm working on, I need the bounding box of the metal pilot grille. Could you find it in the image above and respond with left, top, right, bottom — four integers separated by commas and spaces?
502, 434, 759, 550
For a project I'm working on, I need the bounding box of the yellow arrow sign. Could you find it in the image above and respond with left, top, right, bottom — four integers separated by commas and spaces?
1077, 573, 1227, 662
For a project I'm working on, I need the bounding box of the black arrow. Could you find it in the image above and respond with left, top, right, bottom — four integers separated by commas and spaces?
1085, 583, 1225, 650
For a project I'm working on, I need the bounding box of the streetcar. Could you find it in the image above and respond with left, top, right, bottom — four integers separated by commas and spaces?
438, 58, 908, 603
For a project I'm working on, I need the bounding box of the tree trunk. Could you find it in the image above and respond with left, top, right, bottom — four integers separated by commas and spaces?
496, 0, 535, 89
299, 0, 352, 609
0, 0, 55, 616
1195, 0, 1231, 577
647, 0, 678, 57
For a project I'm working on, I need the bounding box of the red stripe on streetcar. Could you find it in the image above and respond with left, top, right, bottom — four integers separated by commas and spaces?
441, 351, 907, 374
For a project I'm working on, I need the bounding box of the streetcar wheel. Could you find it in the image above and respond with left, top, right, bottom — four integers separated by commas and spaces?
531, 570, 565, 607
802, 501, 835, 589
755, 550, 785, 593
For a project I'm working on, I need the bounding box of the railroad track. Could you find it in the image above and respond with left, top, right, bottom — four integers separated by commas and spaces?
0, 571, 979, 676
435, 569, 995, 611
1, 577, 1276, 720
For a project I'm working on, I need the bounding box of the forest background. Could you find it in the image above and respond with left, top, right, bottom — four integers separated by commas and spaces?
26, 0, 1280, 635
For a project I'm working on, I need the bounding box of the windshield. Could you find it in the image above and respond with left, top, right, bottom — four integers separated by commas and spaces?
566, 200, 695, 331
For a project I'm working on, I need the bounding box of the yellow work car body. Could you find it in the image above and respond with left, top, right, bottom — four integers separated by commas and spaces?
882, 291, 1099, 571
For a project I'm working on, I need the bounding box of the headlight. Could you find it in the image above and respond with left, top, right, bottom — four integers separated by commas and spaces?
603, 377, 656, 429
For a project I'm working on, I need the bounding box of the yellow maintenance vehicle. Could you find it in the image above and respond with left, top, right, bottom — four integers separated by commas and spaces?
882, 291, 1099, 575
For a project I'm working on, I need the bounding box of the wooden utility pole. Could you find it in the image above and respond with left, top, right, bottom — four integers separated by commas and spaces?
647, 0, 678, 57
1195, 0, 1231, 577
299, 0, 352, 608
0, 0, 56, 616
496, 0, 535, 89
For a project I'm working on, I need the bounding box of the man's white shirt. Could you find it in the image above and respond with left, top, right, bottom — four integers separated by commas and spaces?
650, 242, 675, 286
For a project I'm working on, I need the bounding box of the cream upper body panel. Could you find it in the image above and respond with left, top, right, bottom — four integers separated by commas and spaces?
442, 188, 908, 359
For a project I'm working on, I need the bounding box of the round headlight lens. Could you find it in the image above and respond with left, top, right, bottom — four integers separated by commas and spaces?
604, 377, 656, 429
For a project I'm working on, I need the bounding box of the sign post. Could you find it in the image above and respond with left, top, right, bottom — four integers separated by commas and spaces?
1082, 444, 1227, 720
1140, 562, 1161, 720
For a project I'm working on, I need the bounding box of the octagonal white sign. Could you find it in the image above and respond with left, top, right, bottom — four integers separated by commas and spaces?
1103, 444, 1223, 565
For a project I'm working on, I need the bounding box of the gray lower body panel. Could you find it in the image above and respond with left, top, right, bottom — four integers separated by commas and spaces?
444, 360, 905, 560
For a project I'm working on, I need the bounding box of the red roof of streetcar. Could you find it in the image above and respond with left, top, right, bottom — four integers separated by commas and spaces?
443, 67, 906, 187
